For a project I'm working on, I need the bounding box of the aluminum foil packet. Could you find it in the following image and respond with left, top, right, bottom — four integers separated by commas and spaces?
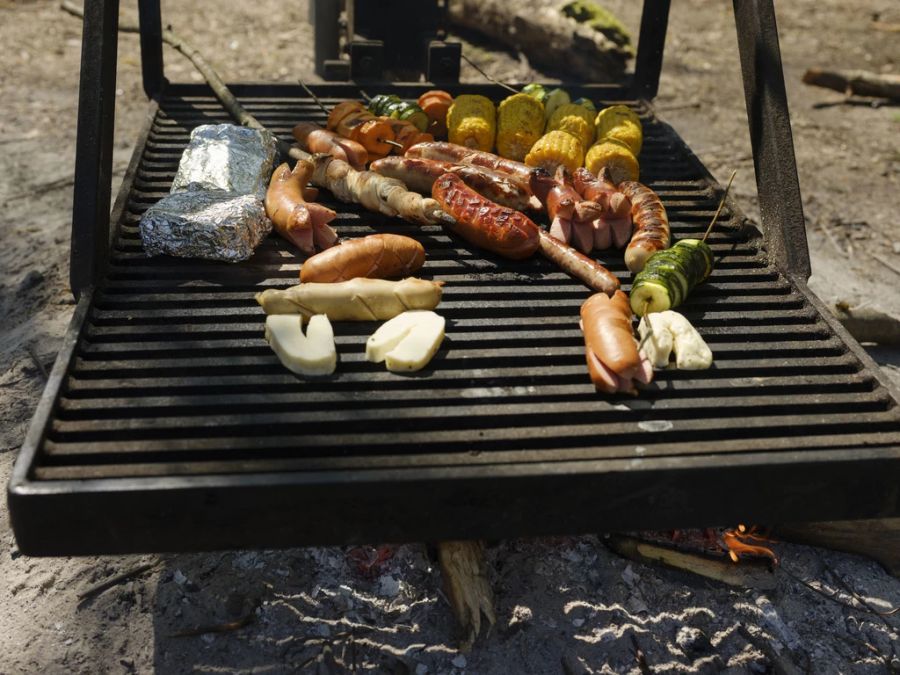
139, 190, 271, 262
171, 124, 277, 200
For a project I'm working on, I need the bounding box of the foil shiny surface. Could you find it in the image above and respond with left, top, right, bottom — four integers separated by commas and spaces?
171, 124, 277, 200
139, 190, 271, 262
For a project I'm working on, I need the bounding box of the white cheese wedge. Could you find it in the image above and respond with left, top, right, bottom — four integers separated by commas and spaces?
666, 312, 713, 370
265, 313, 336, 376
637, 312, 674, 368
637, 310, 713, 370
366, 310, 446, 372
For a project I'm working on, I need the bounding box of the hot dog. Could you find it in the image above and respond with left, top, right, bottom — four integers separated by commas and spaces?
573, 167, 633, 249
619, 181, 670, 272
537, 231, 620, 296
531, 166, 600, 254
299, 233, 425, 283
580, 290, 653, 394
265, 161, 339, 254
406, 142, 534, 193
292, 122, 368, 170
371, 156, 532, 211
431, 172, 540, 260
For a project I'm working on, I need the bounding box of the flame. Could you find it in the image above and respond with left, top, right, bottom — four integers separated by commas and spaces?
721, 524, 778, 564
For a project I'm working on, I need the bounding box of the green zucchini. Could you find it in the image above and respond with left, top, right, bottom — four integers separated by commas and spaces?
630, 280, 671, 316
522, 83, 548, 103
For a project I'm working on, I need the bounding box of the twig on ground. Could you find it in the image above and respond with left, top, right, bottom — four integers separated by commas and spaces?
818, 219, 851, 256
802, 68, 900, 100
630, 633, 652, 675
26, 344, 48, 382
77, 561, 161, 605
779, 564, 899, 618
873, 254, 900, 278
168, 606, 259, 638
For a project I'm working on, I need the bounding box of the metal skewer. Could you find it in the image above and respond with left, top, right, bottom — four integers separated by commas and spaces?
460, 53, 520, 94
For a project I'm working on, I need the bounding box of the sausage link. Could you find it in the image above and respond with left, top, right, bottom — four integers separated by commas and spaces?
538, 231, 620, 296
300, 233, 425, 283
293, 122, 368, 170
619, 181, 670, 273
407, 142, 533, 192
431, 172, 539, 260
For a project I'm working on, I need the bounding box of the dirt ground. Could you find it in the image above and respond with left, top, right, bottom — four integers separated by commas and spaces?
1, 0, 899, 673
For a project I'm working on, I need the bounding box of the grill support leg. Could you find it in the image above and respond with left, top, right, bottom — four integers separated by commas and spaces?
70, 0, 120, 298
733, 0, 810, 280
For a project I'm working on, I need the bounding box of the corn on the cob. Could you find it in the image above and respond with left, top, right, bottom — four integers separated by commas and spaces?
546, 103, 595, 148
496, 93, 544, 162
594, 104, 643, 156
447, 94, 496, 152
585, 138, 639, 183
525, 130, 585, 174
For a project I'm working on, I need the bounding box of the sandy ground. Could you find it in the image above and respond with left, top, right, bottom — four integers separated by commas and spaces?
1, 0, 899, 673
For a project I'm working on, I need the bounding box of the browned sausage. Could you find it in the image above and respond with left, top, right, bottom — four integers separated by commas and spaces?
618, 181, 670, 272
292, 122, 368, 170
431, 172, 540, 260
406, 142, 533, 192
299, 233, 425, 283
371, 156, 532, 211
537, 231, 620, 296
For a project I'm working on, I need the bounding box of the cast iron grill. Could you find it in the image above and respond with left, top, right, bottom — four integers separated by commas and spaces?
9, 2, 900, 555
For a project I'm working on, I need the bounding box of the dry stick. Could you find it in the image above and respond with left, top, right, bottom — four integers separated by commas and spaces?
26, 344, 48, 382
460, 53, 520, 94
60, 0, 304, 162
77, 561, 161, 605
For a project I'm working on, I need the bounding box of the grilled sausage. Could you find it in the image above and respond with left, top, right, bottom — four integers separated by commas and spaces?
537, 231, 620, 296
371, 156, 532, 211
265, 161, 339, 254
573, 166, 633, 249
407, 142, 533, 192
431, 172, 540, 260
299, 234, 425, 283
619, 181, 670, 272
581, 290, 653, 394
529, 167, 577, 221
292, 122, 368, 170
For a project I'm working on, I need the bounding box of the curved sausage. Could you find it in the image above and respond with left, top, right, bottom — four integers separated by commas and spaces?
407, 142, 533, 193
265, 161, 339, 255
431, 172, 540, 260
372, 156, 532, 211
293, 122, 368, 170
299, 233, 425, 283
573, 167, 634, 250
537, 231, 619, 296
619, 181, 670, 272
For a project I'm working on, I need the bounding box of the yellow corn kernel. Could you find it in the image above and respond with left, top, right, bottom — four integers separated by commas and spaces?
585, 138, 639, 183
546, 103, 595, 149
524, 130, 585, 174
447, 95, 496, 152
594, 104, 643, 156
496, 93, 545, 162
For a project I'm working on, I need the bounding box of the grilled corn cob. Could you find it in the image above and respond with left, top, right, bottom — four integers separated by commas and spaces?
447, 94, 496, 152
594, 104, 643, 156
525, 130, 585, 174
585, 138, 639, 183
496, 93, 545, 162
546, 103, 595, 149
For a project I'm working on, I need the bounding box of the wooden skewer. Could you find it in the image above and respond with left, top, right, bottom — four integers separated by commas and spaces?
460, 53, 520, 94
702, 170, 737, 243
637, 299, 653, 351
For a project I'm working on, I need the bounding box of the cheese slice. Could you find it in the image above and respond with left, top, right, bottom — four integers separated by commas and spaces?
637, 310, 712, 370
366, 310, 446, 372
638, 313, 674, 368
265, 313, 336, 376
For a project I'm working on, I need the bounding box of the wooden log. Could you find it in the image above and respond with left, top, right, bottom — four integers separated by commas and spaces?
448, 0, 629, 82
437, 540, 496, 651
774, 519, 900, 578
606, 535, 777, 589
802, 68, 900, 100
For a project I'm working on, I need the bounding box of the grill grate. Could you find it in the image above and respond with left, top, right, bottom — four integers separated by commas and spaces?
10, 84, 900, 554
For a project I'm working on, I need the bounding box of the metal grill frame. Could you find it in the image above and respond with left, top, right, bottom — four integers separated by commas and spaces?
7, 0, 900, 555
